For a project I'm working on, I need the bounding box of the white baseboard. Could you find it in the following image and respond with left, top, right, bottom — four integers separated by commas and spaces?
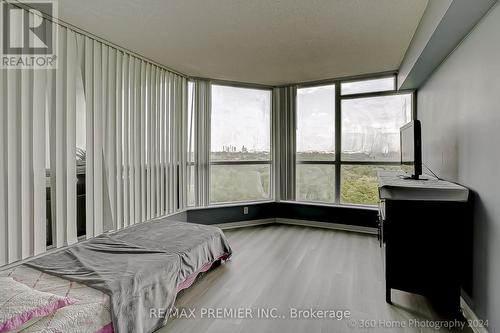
214, 218, 377, 235
213, 218, 276, 230
275, 218, 377, 235
461, 297, 489, 333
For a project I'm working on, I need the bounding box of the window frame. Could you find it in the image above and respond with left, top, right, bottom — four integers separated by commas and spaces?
340, 76, 396, 96
209, 81, 274, 205
296, 74, 415, 207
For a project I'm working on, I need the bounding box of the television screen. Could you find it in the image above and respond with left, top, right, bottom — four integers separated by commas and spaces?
401, 124, 415, 165
400, 120, 422, 179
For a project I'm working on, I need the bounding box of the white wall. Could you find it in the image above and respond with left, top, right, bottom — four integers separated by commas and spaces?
417, 3, 500, 330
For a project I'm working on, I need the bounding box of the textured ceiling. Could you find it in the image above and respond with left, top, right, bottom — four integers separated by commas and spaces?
56, 0, 428, 85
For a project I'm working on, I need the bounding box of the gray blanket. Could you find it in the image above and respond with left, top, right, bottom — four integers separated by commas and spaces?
26, 220, 232, 333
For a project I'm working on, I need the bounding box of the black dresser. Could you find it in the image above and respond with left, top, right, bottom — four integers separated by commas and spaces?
377, 171, 470, 314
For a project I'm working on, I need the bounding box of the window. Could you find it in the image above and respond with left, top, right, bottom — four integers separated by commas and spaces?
296, 85, 336, 161
210, 84, 272, 203
341, 94, 412, 161
340, 92, 411, 205
210, 164, 270, 203
296, 164, 335, 202
296, 75, 413, 206
296, 84, 336, 202
341, 77, 395, 95
340, 165, 403, 205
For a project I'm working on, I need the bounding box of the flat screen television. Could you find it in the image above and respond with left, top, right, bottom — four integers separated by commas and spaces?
400, 120, 422, 179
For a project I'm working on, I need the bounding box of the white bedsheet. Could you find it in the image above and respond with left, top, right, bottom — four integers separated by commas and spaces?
0, 265, 112, 333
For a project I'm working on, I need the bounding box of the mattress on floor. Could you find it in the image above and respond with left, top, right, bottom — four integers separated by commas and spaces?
25, 220, 232, 333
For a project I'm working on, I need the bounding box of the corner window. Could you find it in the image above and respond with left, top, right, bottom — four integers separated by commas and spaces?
296, 75, 413, 206
296, 84, 336, 203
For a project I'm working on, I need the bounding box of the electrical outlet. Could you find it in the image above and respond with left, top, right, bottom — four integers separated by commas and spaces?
243, 206, 249, 215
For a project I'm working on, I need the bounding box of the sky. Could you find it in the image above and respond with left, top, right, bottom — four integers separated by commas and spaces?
211, 85, 271, 153
296, 84, 336, 153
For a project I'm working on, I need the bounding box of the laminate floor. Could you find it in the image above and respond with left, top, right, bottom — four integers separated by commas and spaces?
159, 224, 473, 333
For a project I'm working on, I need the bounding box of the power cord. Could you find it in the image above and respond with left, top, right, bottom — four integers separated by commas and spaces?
422, 163, 441, 180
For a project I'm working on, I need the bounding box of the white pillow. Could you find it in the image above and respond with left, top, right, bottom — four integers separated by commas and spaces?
0, 277, 76, 332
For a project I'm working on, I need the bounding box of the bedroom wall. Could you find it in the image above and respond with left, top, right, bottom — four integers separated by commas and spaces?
417, 3, 500, 330
397, 0, 495, 90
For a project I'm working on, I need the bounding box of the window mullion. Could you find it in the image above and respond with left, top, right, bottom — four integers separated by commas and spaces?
334, 83, 341, 204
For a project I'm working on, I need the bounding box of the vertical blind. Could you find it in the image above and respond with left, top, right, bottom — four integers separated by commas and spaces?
0, 7, 187, 266
192, 80, 211, 207
273, 86, 297, 201
0, 54, 48, 264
